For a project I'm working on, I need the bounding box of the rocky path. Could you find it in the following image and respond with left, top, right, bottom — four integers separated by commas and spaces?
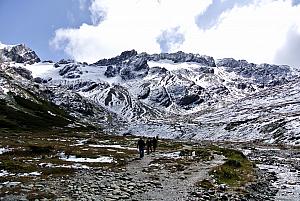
3, 140, 299, 201
127, 152, 225, 201
14, 150, 227, 201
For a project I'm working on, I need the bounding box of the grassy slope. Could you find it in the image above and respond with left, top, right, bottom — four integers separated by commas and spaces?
0, 92, 73, 131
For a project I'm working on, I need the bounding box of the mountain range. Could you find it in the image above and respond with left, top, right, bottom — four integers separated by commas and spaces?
1, 43, 300, 145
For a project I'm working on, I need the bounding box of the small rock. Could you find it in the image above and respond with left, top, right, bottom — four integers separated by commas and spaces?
287, 181, 296, 185
281, 185, 288, 189
179, 175, 187, 180
219, 184, 227, 191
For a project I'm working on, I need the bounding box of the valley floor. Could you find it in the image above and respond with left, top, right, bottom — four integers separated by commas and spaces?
0, 131, 300, 201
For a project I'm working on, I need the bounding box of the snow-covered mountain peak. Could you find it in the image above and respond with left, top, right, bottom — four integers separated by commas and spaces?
2, 45, 300, 144
0, 43, 40, 64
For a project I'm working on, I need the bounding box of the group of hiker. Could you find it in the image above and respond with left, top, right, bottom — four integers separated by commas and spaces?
137, 136, 158, 159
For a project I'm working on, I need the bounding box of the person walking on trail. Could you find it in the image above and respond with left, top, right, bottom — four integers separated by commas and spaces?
137, 137, 145, 159
152, 136, 158, 152
146, 137, 152, 155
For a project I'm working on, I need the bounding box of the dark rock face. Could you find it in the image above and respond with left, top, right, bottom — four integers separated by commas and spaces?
103, 85, 132, 108
99, 51, 215, 81
119, 58, 149, 80
59, 64, 82, 78
54, 59, 75, 68
54, 63, 60, 68
139, 51, 216, 67
12, 67, 33, 80
120, 67, 135, 80
52, 92, 95, 116
0, 44, 40, 64
33, 77, 43, 83
104, 66, 119, 77
33, 77, 51, 84
217, 58, 292, 86
149, 87, 171, 107
195, 67, 214, 74
130, 57, 148, 71
57, 59, 75, 65
178, 94, 200, 106
103, 55, 149, 80
42, 60, 53, 63
137, 84, 151, 99
66, 81, 107, 92
237, 83, 247, 90
165, 80, 206, 107
95, 50, 137, 66
81, 82, 99, 92
149, 66, 168, 75
210, 86, 229, 96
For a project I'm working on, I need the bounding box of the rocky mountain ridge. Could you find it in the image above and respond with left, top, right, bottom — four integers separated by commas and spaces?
0, 43, 40, 64
1, 43, 300, 144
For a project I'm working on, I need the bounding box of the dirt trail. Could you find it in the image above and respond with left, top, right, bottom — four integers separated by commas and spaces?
125, 151, 225, 201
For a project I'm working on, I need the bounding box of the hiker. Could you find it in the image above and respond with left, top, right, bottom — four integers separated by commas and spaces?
146, 137, 152, 155
152, 136, 158, 152
137, 137, 145, 158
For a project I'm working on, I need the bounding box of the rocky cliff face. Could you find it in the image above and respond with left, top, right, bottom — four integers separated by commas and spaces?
0, 43, 40, 64
1, 44, 300, 144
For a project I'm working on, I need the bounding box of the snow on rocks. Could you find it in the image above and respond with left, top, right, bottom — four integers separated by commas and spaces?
0, 147, 12, 154
59, 152, 114, 163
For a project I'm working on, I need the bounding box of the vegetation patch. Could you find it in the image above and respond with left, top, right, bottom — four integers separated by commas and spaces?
26, 191, 57, 201
158, 140, 183, 151
0, 159, 38, 173
195, 179, 214, 189
0, 94, 72, 131
209, 147, 255, 187
28, 145, 54, 155
42, 167, 75, 177
179, 148, 214, 161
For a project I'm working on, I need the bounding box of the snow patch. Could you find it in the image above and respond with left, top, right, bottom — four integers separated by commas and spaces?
72, 139, 88, 146
59, 152, 114, 163
47, 111, 57, 116
89, 144, 137, 150
0, 170, 9, 177
23, 63, 54, 78
1, 181, 21, 187
148, 60, 204, 71
160, 151, 181, 159
0, 147, 12, 155
39, 162, 90, 169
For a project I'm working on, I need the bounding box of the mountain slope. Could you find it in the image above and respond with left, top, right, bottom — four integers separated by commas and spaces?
1, 43, 300, 144
0, 65, 72, 130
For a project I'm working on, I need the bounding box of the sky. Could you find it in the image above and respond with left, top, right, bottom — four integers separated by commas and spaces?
0, 0, 300, 68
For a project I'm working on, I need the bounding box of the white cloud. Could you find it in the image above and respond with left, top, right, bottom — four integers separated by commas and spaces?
89, 0, 107, 25
50, 0, 210, 63
50, 0, 300, 67
196, 0, 254, 30
79, 0, 88, 11
156, 26, 185, 52
275, 26, 300, 68
182, 0, 300, 66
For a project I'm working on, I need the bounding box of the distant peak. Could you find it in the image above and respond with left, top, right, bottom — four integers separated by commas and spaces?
94, 49, 138, 66
0, 43, 40, 64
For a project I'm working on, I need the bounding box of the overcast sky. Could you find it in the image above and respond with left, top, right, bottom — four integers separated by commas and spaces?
1, 0, 300, 68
